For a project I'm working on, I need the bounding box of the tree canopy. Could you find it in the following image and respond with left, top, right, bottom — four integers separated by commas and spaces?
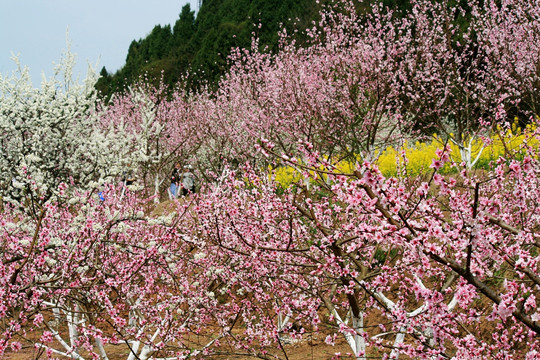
95, 0, 342, 97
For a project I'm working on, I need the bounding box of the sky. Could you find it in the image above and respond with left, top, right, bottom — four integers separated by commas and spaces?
0, 0, 198, 84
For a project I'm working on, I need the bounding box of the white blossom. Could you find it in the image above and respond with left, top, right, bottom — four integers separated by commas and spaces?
194, 252, 206, 260
0, 44, 139, 207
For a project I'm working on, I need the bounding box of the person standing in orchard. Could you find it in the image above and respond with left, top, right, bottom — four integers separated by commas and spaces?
182, 165, 196, 196
122, 163, 136, 186
170, 162, 182, 198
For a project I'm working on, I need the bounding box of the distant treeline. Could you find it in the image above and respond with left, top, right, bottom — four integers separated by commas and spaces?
94, 0, 420, 98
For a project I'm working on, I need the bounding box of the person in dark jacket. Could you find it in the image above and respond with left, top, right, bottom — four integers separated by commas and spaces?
170, 162, 182, 198
122, 163, 136, 186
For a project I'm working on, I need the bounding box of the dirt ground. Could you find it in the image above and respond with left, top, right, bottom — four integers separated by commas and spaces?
3, 334, 357, 359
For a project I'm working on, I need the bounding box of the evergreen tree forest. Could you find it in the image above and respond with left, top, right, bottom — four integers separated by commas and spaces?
95, 0, 320, 97
95, 0, 412, 98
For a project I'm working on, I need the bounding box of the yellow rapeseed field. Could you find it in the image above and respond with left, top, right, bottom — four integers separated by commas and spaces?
270, 122, 539, 187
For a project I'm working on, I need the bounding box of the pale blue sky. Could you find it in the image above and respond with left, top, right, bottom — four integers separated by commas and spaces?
0, 0, 198, 83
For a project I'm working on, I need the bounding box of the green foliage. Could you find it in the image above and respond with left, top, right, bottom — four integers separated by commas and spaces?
96, 0, 333, 98
96, 0, 465, 98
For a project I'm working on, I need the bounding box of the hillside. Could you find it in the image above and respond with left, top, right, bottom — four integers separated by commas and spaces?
95, 0, 327, 97
95, 0, 413, 98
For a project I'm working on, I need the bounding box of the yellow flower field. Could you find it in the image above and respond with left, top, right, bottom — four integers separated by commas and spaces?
270, 123, 539, 186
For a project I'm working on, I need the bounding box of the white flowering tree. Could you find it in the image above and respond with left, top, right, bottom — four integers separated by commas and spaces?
100, 83, 204, 201
0, 47, 135, 212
